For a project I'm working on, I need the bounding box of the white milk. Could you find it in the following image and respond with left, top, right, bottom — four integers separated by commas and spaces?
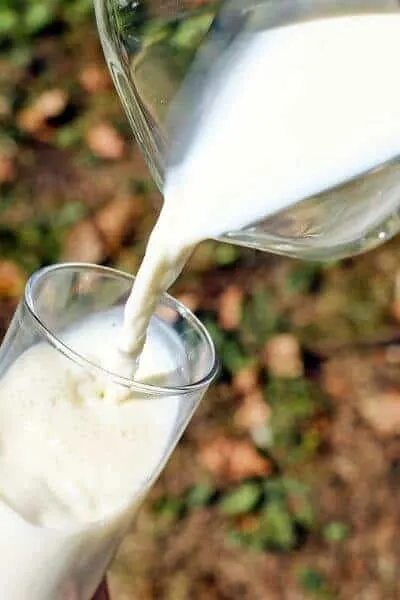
0, 309, 185, 599
120, 12, 400, 362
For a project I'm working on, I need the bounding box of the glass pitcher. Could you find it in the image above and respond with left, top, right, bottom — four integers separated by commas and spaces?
94, 0, 400, 261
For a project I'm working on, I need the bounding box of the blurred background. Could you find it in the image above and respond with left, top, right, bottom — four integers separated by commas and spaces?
0, 1, 399, 598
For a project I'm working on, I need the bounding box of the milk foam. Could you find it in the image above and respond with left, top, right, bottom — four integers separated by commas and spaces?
119, 13, 400, 363
0, 309, 186, 597
0, 309, 184, 526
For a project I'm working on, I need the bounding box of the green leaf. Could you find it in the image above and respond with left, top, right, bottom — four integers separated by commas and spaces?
227, 529, 265, 551
18, 225, 42, 249
281, 479, 314, 528
261, 501, 295, 550
286, 262, 322, 294
292, 497, 314, 528
171, 13, 214, 49
141, 19, 171, 46
24, 4, 55, 33
266, 378, 323, 465
64, 0, 93, 23
185, 484, 215, 509
9, 46, 32, 67
299, 568, 325, 592
240, 290, 283, 350
323, 521, 349, 544
281, 477, 309, 494
153, 496, 184, 521
221, 338, 248, 373
55, 126, 82, 149
215, 244, 241, 266
53, 201, 87, 228
203, 318, 225, 352
263, 478, 286, 502
219, 482, 262, 516
0, 8, 18, 34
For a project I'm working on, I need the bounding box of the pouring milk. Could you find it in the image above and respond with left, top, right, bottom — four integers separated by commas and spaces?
118, 12, 400, 367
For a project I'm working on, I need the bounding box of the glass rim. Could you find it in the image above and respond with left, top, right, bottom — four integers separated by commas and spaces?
24, 262, 219, 397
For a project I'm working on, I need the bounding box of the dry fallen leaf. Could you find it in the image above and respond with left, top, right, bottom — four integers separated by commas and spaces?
86, 123, 125, 160
391, 271, 400, 322
358, 392, 400, 437
236, 514, 260, 533
62, 220, 106, 263
322, 360, 352, 400
218, 285, 243, 331
115, 249, 141, 275
17, 89, 68, 134
0, 95, 11, 118
390, 301, 400, 323
176, 292, 200, 314
188, 242, 216, 273
263, 333, 303, 378
232, 364, 259, 396
198, 435, 271, 482
34, 89, 68, 119
95, 195, 143, 253
234, 390, 271, 431
0, 261, 26, 299
0, 155, 16, 184
79, 65, 111, 93
17, 107, 42, 134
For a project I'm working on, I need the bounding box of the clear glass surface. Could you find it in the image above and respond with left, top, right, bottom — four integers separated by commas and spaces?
0, 263, 217, 600
95, 0, 400, 260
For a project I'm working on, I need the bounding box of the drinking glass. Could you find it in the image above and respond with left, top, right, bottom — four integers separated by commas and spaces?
95, 0, 400, 261
0, 263, 217, 600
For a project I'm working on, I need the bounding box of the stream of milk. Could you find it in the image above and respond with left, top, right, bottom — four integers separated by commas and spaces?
119, 12, 400, 367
